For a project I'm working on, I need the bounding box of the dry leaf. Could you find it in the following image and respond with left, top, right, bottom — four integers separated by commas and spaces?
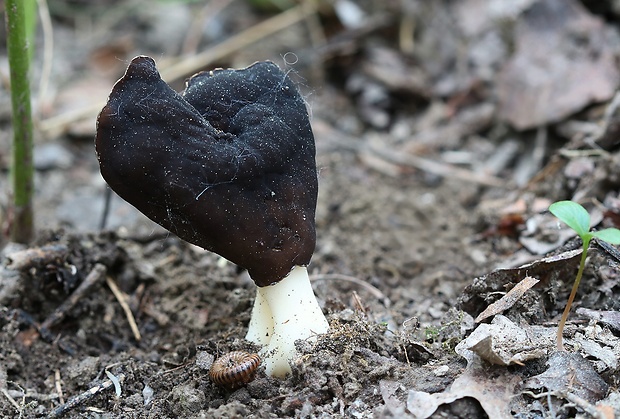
456, 315, 554, 366
525, 352, 608, 403
460, 249, 581, 316
497, 0, 619, 129
577, 308, 620, 333
406, 361, 520, 418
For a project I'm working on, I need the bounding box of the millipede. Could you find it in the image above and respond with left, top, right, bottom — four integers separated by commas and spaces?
209, 351, 261, 388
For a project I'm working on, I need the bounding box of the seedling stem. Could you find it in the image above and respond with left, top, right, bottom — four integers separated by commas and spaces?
555, 237, 588, 350
549, 200, 620, 350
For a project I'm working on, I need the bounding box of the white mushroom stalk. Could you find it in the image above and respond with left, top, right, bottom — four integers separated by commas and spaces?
246, 266, 329, 377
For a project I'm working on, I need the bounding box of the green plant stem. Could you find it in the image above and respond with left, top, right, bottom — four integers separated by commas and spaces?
5, 0, 35, 243
556, 238, 590, 350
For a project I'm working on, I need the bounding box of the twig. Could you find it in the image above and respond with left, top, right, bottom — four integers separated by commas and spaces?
302, 0, 326, 48
399, 12, 415, 54
300, 0, 326, 83
54, 369, 64, 404
48, 373, 125, 418
368, 141, 506, 187
1, 367, 26, 418
105, 276, 142, 341
1, 388, 21, 411
558, 149, 609, 158
6, 244, 69, 271
37, 101, 104, 137
351, 290, 366, 314
522, 390, 612, 419
159, 362, 191, 376
560, 391, 613, 419
320, 128, 507, 188
160, 4, 315, 81
39, 263, 107, 342
181, 0, 234, 55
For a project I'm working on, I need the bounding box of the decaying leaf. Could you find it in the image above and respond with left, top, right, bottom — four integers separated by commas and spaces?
460, 249, 581, 316
577, 307, 620, 333
475, 276, 539, 323
406, 361, 521, 418
525, 352, 609, 403
456, 315, 554, 366
497, 0, 620, 130
379, 380, 409, 417
573, 334, 617, 371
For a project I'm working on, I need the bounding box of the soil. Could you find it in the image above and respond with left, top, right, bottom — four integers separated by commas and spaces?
2, 1, 620, 418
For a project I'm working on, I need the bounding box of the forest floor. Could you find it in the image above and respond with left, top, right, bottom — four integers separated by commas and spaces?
2, 0, 620, 417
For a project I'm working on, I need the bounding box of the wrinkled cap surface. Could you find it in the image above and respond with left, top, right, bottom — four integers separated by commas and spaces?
95, 56, 317, 286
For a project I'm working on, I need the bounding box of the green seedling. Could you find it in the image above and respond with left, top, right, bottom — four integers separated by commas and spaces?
549, 200, 620, 350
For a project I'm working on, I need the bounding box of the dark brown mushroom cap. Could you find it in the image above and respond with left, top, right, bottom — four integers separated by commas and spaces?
95, 56, 317, 286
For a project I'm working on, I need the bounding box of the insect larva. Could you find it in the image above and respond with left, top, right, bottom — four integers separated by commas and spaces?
209, 351, 261, 388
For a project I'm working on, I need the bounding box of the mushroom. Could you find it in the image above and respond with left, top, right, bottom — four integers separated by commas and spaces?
95, 56, 329, 377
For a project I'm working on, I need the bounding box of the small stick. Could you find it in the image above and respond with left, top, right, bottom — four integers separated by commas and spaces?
560, 391, 612, 419
181, 0, 234, 55
351, 290, 367, 314
1, 388, 21, 411
54, 369, 64, 404
321, 130, 506, 188
105, 276, 142, 341
6, 244, 69, 271
160, 5, 315, 83
368, 141, 506, 187
1, 371, 27, 416
48, 373, 125, 418
39, 264, 107, 342
523, 390, 611, 419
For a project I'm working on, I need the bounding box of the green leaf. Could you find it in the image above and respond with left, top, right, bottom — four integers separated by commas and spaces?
591, 228, 620, 244
549, 201, 591, 237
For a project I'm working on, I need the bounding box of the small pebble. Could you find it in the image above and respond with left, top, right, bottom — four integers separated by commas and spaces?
433, 365, 450, 377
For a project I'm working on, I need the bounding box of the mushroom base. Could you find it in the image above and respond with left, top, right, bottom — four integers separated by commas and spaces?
245, 266, 329, 377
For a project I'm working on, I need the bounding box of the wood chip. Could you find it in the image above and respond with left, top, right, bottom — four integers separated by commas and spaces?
475, 276, 539, 323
